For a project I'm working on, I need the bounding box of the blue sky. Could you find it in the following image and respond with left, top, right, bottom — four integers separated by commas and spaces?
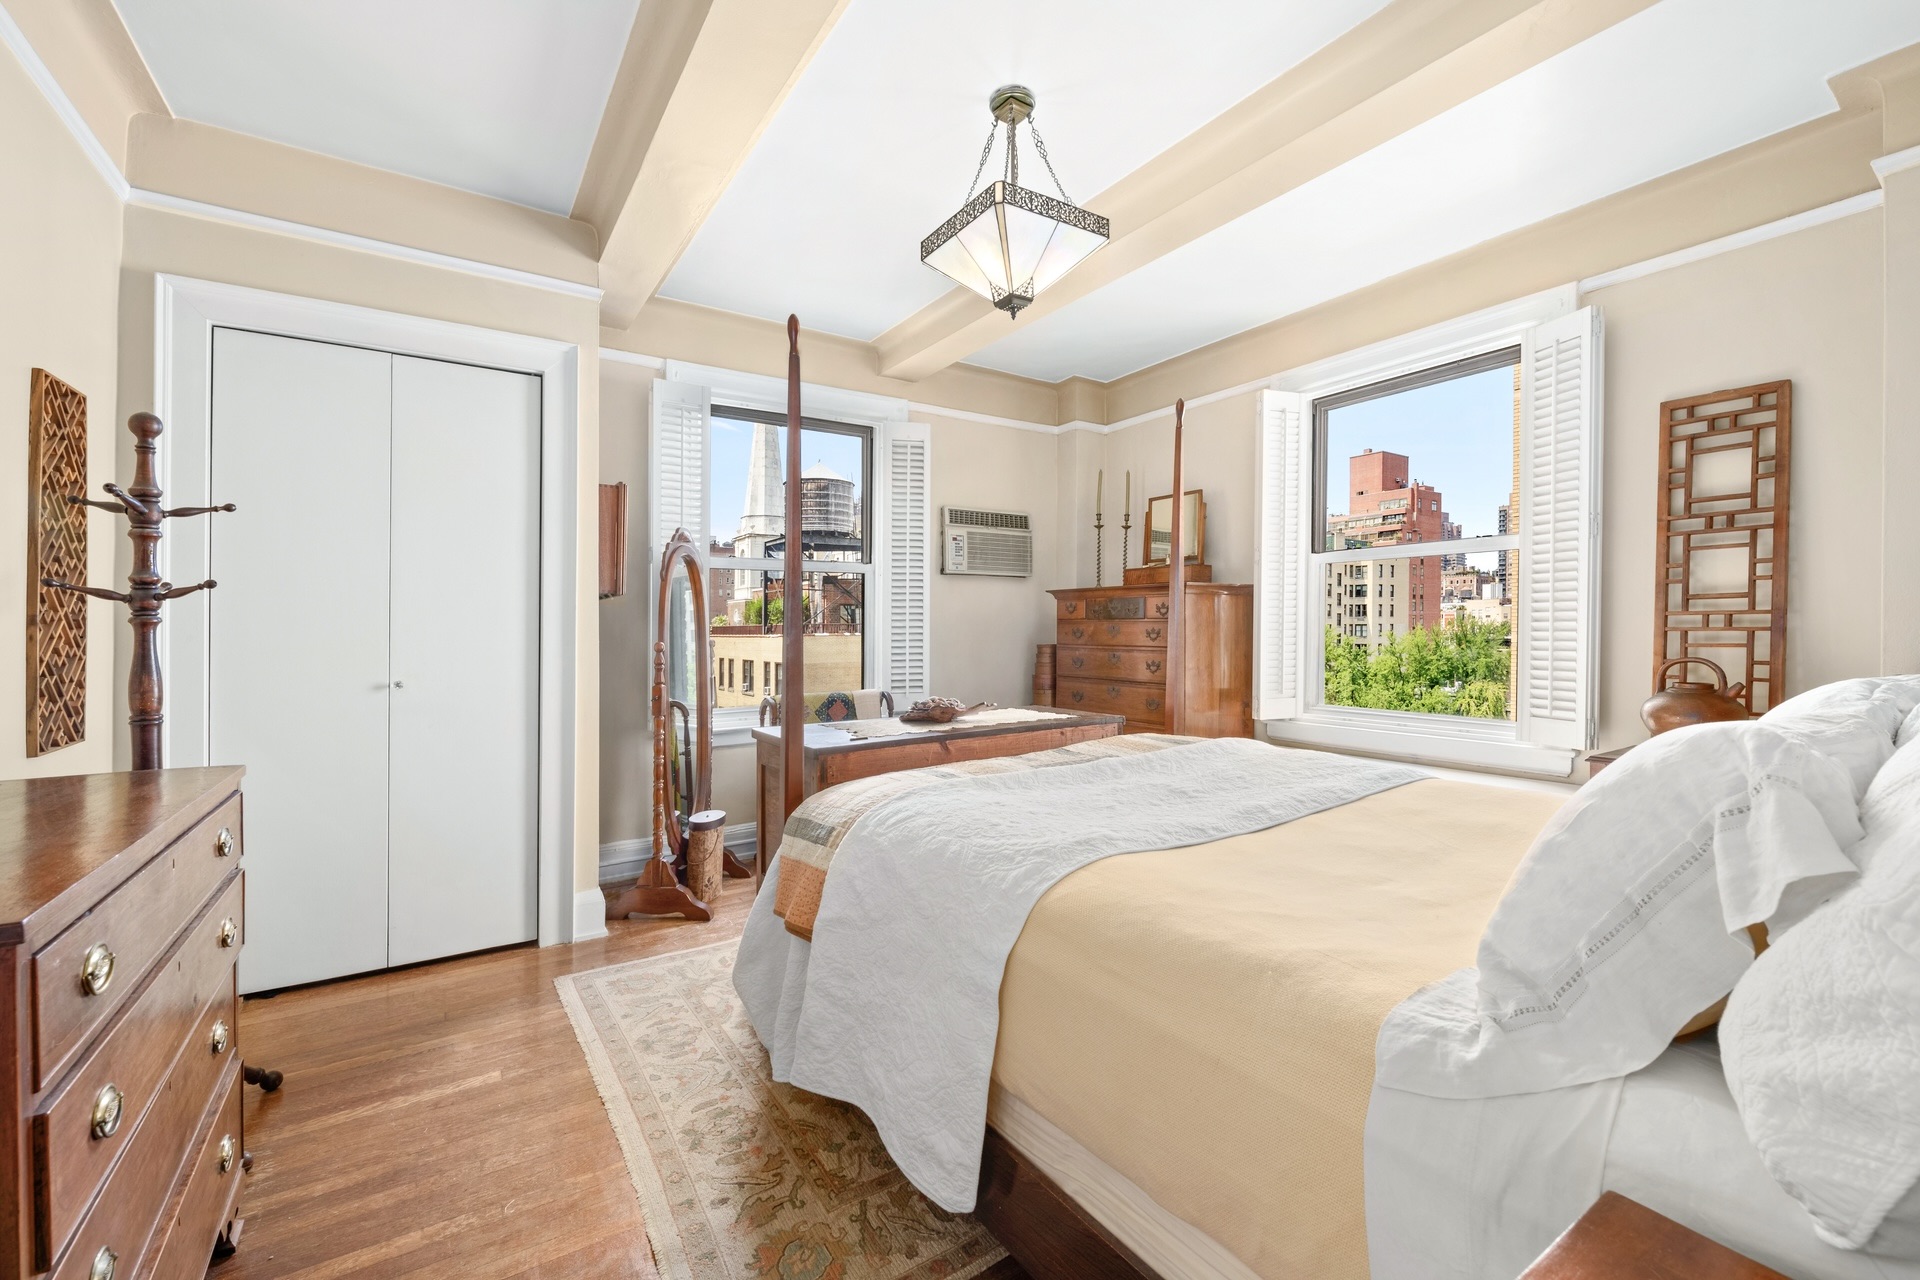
711, 415, 866, 544
1322, 363, 1516, 539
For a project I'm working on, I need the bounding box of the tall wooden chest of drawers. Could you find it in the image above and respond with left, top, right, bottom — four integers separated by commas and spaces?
1048, 583, 1254, 737
0, 768, 249, 1280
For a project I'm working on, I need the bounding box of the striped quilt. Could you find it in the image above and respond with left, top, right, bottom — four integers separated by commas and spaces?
771, 734, 1195, 939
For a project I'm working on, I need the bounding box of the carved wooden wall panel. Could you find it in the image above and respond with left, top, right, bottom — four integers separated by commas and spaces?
1653, 381, 1791, 714
26, 369, 88, 754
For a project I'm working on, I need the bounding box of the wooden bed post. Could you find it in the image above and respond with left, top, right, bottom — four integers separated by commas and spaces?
1165, 398, 1186, 735
781, 316, 806, 831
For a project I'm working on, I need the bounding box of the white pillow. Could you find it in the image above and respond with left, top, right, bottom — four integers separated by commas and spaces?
1376, 721, 1861, 1100
1762, 675, 1920, 798
1721, 743, 1920, 1250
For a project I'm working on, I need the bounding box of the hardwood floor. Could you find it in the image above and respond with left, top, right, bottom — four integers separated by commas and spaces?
218, 883, 762, 1279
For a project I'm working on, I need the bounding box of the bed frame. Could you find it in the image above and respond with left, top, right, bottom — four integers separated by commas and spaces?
775, 325, 1187, 1280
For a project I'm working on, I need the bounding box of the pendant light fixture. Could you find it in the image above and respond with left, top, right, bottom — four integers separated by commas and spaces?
920, 85, 1110, 318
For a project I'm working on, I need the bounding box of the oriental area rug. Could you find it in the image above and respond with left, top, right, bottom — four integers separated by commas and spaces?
556, 941, 1009, 1280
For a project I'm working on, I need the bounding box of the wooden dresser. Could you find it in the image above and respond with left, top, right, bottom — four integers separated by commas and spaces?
1048, 583, 1254, 737
0, 768, 248, 1280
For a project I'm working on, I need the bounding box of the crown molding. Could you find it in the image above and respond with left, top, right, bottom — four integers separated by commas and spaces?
129, 189, 604, 300
1872, 142, 1920, 183
1579, 190, 1884, 293
0, 0, 129, 199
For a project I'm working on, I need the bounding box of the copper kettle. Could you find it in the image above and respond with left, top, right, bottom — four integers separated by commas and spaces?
1642, 658, 1750, 735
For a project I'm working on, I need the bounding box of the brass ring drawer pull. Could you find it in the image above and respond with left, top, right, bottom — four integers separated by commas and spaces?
1146, 659, 1162, 674
91, 1084, 125, 1139
216, 826, 236, 858
209, 1020, 231, 1055
80, 943, 116, 996
217, 918, 239, 949
218, 1135, 237, 1175
1156, 600, 1169, 617
1146, 697, 1163, 712
90, 1247, 116, 1280
1145, 627, 1162, 641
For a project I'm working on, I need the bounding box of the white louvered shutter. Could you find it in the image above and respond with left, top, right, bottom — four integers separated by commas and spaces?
649, 378, 709, 565
1516, 306, 1603, 750
878, 422, 933, 701
1254, 389, 1308, 720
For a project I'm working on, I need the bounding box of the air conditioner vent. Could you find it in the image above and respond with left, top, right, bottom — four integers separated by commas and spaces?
945, 507, 1030, 532
942, 506, 1033, 577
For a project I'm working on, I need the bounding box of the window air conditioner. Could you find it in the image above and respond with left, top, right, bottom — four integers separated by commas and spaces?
941, 506, 1033, 577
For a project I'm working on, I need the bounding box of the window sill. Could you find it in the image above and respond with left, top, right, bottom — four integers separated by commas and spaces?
713, 707, 760, 750
1261, 713, 1577, 778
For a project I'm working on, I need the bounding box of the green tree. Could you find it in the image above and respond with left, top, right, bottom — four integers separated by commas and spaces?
1323, 617, 1510, 719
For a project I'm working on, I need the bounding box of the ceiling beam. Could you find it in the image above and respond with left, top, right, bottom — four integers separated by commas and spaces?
588, 0, 852, 329
873, 0, 1659, 382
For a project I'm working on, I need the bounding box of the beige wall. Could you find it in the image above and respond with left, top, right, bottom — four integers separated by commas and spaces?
0, 41, 124, 779
113, 203, 607, 893
1095, 208, 1893, 757
1588, 208, 1887, 747
597, 360, 1064, 853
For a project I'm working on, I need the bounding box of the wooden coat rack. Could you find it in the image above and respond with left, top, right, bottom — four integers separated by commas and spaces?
40, 412, 233, 771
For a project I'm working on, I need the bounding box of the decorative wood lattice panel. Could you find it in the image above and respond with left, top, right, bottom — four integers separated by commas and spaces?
1653, 381, 1791, 714
26, 369, 89, 754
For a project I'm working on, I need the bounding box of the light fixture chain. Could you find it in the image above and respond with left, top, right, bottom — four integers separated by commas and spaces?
965, 120, 998, 201
1027, 118, 1073, 203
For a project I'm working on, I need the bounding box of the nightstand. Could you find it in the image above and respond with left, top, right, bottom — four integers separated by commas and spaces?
1584, 746, 1631, 781
1521, 1192, 1788, 1278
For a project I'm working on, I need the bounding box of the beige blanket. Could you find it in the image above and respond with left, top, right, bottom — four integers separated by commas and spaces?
770, 734, 1188, 939
992, 777, 1569, 1280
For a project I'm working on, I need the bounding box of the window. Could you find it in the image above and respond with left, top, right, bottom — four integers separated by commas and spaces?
1315, 349, 1519, 722
650, 363, 933, 744
1253, 298, 1602, 774
707, 406, 871, 714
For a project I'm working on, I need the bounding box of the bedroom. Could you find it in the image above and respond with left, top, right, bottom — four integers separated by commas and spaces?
0, 0, 1916, 1277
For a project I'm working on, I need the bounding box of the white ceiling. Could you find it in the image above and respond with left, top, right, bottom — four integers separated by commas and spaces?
658, 0, 1398, 342
111, 0, 640, 214
968, 0, 1920, 382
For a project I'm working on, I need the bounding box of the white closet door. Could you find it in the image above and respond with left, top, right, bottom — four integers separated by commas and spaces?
386, 355, 540, 966
210, 329, 393, 993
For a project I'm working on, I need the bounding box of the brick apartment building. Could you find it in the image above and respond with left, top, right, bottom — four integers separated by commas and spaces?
1324, 449, 1450, 650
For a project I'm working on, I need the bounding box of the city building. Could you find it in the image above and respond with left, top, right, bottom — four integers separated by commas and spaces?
1323, 449, 1450, 649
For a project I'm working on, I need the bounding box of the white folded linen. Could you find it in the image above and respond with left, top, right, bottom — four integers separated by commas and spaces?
1376, 722, 1861, 1099
1720, 729, 1920, 1249
1761, 674, 1920, 798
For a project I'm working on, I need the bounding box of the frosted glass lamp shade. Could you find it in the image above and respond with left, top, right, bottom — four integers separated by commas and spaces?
921, 180, 1108, 317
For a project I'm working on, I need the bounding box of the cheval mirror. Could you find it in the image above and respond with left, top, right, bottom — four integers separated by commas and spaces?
605, 529, 745, 922
1145, 489, 1205, 565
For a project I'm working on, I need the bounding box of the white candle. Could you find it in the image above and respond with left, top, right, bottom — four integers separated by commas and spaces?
1125, 470, 1131, 513
1096, 468, 1104, 515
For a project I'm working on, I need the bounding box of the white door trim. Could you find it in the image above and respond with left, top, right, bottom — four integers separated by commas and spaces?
153, 272, 580, 948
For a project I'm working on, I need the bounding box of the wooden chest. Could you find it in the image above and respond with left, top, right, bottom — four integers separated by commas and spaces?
0, 768, 248, 1280
1048, 583, 1254, 737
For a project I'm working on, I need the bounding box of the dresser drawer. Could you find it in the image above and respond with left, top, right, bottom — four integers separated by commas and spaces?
50, 1005, 241, 1280
32, 872, 241, 1265
1057, 619, 1170, 648
1055, 678, 1167, 725
1056, 645, 1167, 684
1056, 594, 1171, 622
142, 1066, 244, 1280
33, 795, 242, 1089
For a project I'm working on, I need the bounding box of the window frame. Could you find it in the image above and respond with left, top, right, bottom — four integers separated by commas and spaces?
1255, 285, 1594, 776
1308, 346, 1521, 731
708, 403, 877, 738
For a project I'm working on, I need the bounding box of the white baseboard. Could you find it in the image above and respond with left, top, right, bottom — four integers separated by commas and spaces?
599, 822, 757, 887
573, 888, 610, 941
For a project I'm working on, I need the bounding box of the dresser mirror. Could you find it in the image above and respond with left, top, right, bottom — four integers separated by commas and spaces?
1145, 489, 1206, 565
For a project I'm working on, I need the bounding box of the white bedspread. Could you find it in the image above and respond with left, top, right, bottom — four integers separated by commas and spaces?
733, 737, 1423, 1211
